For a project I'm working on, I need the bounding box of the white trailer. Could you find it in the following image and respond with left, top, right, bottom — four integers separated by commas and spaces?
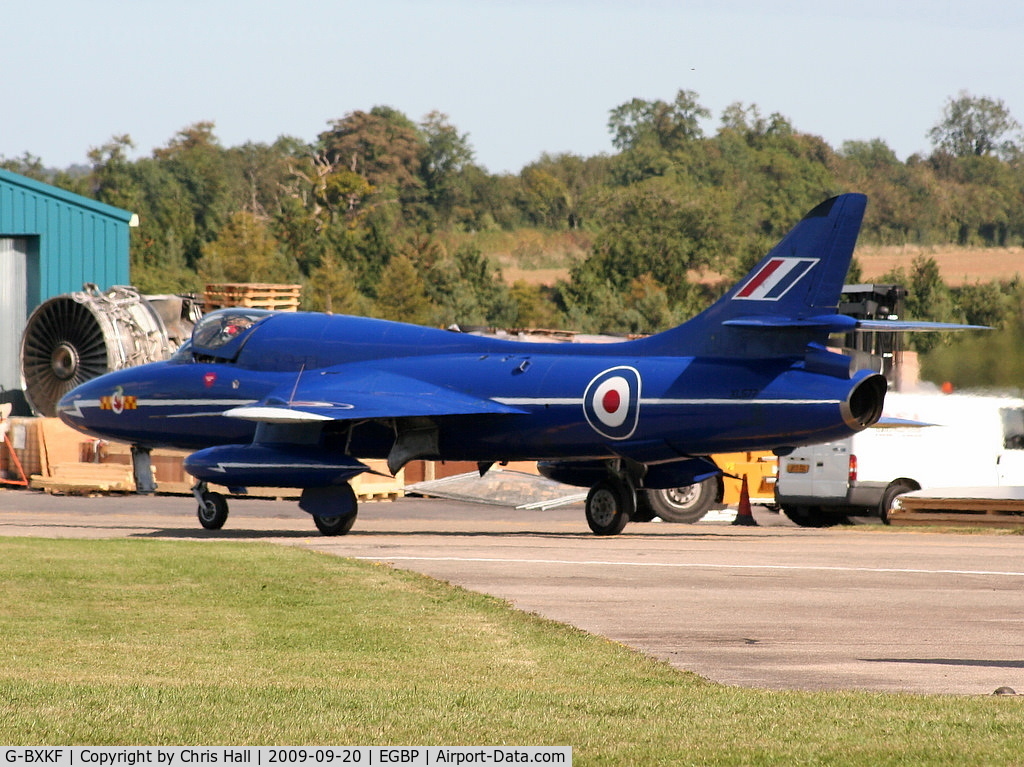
775, 392, 1024, 526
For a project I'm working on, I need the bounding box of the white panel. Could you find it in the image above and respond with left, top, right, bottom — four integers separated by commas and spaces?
0, 238, 28, 391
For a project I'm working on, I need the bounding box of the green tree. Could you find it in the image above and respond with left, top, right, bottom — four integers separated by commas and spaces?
608, 89, 709, 152
519, 167, 570, 228
419, 111, 475, 225
0, 152, 48, 181
305, 253, 368, 315
319, 107, 425, 223
928, 91, 1022, 160
837, 139, 918, 244
152, 122, 242, 268
953, 279, 1015, 329
719, 102, 794, 140
88, 135, 140, 211
197, 210, 297, 283
882, 255, 957, 353
417, 242, 517, 327
373, 254, 434, 324
580, 178, 732, 303
510, 281, 561, 329
621, 274, 681, 334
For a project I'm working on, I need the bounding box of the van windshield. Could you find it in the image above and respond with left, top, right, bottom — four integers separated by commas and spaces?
1000, 407, 1024, 449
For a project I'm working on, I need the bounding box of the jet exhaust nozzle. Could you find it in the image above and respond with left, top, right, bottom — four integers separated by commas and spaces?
844, 373, 887, 431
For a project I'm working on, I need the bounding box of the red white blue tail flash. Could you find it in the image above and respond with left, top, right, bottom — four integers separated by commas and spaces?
735, 257, 819, 301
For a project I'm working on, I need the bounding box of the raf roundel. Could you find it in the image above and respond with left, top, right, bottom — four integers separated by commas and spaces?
583, 366, 641, 440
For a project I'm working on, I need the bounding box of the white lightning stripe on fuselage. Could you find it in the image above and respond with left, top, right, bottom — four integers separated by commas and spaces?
136, 399, 258, 407
206, 462, 351, 473
643, 398, 842, 406
492, 398, 582, 406
61, 398, 258, 420
493, 397, 841, 406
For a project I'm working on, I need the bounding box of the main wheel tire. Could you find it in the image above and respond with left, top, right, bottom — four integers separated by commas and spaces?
197, 491, 229, 530
879, 480, 916, 525
313, 512, 358, 536
641, 478, 717, 523
781, 504, 848, 528
585, 478, 634, 536
312, 484, 359, 536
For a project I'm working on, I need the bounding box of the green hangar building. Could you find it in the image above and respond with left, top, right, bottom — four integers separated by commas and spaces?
0, 168, 136, 414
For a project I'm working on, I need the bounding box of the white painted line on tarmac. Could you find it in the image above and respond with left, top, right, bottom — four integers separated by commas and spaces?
354, 555, 1024, 578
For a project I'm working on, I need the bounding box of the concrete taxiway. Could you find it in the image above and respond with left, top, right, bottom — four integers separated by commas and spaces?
1, 490, 1022, 696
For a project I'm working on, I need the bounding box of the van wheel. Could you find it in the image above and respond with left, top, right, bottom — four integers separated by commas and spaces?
782, 504, 848, 528
640, 479, 716, 523
879, 480, 916, 525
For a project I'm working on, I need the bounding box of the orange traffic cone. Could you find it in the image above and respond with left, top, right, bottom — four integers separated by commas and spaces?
732, 474, 758, 526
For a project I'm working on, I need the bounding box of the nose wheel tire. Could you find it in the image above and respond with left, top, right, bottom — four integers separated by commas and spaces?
585, 477, 635, 536
197, 491, 229, 530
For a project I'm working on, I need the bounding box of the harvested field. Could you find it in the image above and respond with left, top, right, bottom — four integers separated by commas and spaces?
856, 246, 1024, 286
499, 246, 1024, 288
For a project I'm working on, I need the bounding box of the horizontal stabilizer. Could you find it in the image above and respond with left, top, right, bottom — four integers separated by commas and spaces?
723, 316, 988, 334
853, 320, 989, 333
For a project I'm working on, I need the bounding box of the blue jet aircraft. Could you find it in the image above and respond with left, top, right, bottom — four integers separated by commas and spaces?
57, 193, 971, 535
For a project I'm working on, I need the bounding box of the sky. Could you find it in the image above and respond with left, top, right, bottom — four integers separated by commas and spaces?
4, 0, 1023, 174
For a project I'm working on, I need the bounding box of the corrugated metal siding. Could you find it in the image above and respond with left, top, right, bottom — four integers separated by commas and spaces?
0, 238, 28, 390
0, 169, 132, 307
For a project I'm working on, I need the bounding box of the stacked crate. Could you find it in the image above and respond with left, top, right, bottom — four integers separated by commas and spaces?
203, 283, 302, 312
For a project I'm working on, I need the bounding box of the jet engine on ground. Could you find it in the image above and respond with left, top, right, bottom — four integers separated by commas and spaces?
20, 284, 202, 417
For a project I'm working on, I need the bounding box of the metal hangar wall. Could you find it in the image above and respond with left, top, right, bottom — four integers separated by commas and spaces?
0, 168, 137, 409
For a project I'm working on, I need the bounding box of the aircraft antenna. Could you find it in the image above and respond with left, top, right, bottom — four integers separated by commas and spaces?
288, 363, 305, 405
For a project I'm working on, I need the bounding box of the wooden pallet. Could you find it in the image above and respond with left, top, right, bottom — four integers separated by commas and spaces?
890, 491, 1024, 528
31, 463, 138, 495
204, 283, 302, 312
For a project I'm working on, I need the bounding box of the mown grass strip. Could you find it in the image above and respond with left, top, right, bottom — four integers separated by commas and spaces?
0, 538, 1020, 764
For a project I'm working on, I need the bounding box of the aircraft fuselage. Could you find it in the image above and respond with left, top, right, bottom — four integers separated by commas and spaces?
58, 312, 881, 465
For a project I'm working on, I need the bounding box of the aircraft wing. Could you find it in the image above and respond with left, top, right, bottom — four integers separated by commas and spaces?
224, 369, 527, 424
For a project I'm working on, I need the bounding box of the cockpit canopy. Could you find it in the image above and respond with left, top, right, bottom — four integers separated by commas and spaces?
176, 309, 274, 362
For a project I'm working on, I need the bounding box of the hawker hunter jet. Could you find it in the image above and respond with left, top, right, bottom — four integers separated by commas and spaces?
57, 193, 972, 535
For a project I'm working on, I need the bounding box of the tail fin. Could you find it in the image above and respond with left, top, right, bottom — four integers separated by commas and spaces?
635, 193, 867, 357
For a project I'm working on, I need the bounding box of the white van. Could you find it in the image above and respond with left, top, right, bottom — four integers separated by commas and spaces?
775, 392, 1024, 526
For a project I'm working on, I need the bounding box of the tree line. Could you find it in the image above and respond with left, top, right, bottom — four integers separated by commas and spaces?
4, 89, 1024, 380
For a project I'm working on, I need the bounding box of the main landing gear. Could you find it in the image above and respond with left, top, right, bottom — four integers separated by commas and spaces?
191, 481, 359, 536
585, 474, 637, 536
583, 464, 718, 534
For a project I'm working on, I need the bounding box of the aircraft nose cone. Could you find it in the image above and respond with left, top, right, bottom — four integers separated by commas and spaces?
56, 370, 122, 428
56, 380, 93, 426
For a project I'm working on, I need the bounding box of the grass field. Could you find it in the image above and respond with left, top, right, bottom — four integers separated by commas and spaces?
1, 538, 1022, 764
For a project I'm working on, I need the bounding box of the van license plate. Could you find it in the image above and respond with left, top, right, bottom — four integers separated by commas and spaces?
787, 464, 810, 473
